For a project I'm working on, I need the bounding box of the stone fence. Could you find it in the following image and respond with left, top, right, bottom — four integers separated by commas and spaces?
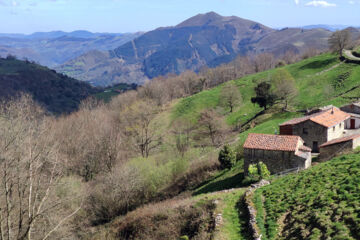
243, 179, 270, 240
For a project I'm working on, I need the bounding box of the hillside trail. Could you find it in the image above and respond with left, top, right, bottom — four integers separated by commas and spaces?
344, 50, 360, 61
314, 61, 343, 76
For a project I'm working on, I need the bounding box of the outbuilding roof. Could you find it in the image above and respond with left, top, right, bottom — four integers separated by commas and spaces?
243, 133, 301, 152
320, 134, 360, 148
280, 107, 350, 128
298, 145, 312, 152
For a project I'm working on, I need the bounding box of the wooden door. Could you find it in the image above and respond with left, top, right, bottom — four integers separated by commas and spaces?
351, 119, 356, 129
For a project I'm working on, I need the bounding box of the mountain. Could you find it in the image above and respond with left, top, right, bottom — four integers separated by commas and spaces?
0, 31, 143, 67
57, 12, 337, 86
301, 24, 357, 31
0, 56, 98, 114
253, 27, 332, 55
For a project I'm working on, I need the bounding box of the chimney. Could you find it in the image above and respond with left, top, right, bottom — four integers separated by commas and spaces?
331, 107, 334, 114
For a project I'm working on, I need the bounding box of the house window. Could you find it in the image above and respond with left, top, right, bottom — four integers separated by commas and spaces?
340, 123, 342, 128
333, 126, 336, 131
303, 128, 308, 134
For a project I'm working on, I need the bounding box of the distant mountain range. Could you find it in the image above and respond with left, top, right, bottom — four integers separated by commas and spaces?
301, 25, 360, 31
2, 13, 360, 87
0, 31, 143, 67
57, 12, 348, 86
0, 56, 98, 114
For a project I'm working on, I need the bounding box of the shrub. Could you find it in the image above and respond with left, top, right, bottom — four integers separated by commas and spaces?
218, 145, 236, 169
248, 162, 270, 180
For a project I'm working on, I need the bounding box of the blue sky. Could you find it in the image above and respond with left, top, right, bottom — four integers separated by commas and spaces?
0, 0, 359, 34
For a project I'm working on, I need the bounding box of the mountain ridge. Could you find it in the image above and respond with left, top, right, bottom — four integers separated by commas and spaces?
58, 12, 351, 86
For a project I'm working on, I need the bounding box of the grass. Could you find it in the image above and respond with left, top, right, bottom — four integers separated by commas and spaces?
203, 189, 251, 240
194, 161, 246, 195
253, 153, 360, 240
219, 191, 251, 240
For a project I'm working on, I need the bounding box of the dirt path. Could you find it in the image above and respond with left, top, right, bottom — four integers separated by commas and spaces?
314, 62, 343, 76
344, 50, 360, 61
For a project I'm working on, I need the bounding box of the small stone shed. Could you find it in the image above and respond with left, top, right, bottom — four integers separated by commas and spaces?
243, 133, 312, 175
279, 107, 350, 152
319, 134, 360, 161
341, 103, 360, 129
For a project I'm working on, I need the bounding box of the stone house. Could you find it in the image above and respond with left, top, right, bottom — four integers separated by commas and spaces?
319, 134, 360, 161
279, 107, 350, 152
341, 102, 360, 129
243, 133, 312, 175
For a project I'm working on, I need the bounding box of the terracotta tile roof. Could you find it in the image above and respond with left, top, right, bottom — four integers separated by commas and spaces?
280, 107, 350, 128
320, 134, 360, 148
298, 145, 312, 152
311, 108, 350, 128
243, 133, 300, 152
279, 115, 313, 126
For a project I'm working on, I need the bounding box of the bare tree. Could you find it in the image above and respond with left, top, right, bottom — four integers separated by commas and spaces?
56, 101, 123, 181
121, 100, 162, 158
253, 53, 275, 73
328, 29, 352, 57
220, 82, 243, 113
171, 118, 196, 157
196, 109, 226, 147
271, 69, 298, 110
0, 95, 82, 240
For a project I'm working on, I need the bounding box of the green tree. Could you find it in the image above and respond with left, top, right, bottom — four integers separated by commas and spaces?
271, 69, 298, 110
220, 82, 243, 113
218, 145, 236, 169
251, 82, 275, 110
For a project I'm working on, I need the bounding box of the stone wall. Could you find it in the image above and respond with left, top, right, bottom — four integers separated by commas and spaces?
291, 120, 328, 152
319, 141, 353, 161
244, 180, 270, 240
244, 147, 311, 175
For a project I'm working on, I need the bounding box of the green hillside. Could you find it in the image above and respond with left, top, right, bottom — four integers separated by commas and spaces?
173, 53, 360, 126
254, 153, 360, 240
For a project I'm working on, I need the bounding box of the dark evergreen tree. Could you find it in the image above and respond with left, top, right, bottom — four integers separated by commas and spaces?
218, 145, 236, 169
251, 81, 275, 110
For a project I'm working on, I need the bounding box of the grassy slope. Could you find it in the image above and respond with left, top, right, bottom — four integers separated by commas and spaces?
254, 153, 360, 240
172, 53, 360, 126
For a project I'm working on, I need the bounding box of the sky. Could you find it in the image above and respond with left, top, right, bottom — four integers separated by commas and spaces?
0, 0, 359, 34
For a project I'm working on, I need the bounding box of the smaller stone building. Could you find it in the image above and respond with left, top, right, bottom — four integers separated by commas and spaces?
341, 102, 360, 129
340, 102, 360, 115
319, 134, 360, 161
243, 133, 312, 175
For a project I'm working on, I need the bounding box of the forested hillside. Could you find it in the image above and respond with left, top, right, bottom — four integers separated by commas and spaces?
0, 56, 98, 114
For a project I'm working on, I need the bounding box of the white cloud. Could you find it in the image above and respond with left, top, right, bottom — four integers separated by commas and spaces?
305, 1, 336, 7
349, 0, 355, 4
295, 0, 300, 4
